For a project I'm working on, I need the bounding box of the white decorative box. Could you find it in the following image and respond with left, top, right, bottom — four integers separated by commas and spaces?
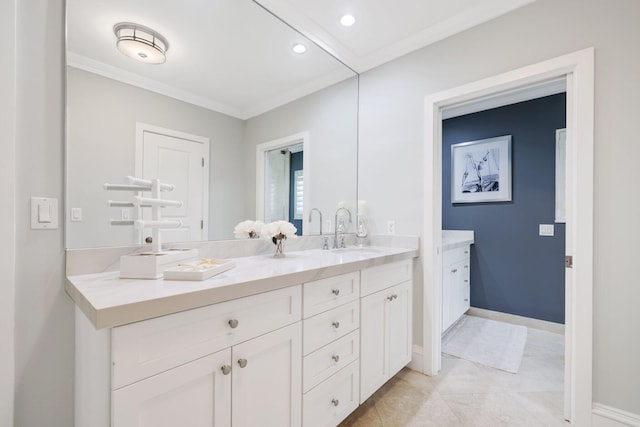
163, 259, 236, 281
119, 248, 199, 279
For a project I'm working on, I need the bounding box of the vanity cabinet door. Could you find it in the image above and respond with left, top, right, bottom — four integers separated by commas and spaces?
232, 322, 302, 427
112, 348, 232, 427
359, 280, 412, 404
442, 245, 471, 332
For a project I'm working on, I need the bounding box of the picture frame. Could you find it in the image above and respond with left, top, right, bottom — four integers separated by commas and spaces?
451, 135, 512, 204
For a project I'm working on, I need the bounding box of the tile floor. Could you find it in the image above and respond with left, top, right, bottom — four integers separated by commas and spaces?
340, 327, 568, 426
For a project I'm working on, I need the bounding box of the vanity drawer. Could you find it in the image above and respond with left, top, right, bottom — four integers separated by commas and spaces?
303, 301, 359, 355
112, 285, 301, 389
303, 330, 359, 392
360, 259, 412, 297
303, 271, 360, 318
303, 361, 359, 427
443, 245, 471, 265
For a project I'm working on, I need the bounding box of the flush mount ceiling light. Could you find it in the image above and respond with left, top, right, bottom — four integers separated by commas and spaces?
340, 14, 356, 27
113, 22, 169, 64
292, 43, 307, 54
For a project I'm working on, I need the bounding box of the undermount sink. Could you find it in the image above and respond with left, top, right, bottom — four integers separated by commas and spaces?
331, 247, 384, 254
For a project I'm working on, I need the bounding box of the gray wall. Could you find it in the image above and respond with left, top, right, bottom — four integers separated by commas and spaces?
1, 0, 16, 424
244, 76, 359, 232
14, 0, 74, 426
442, 94, 566, 324
66, 68, 246, 247
358, 0, 640, 414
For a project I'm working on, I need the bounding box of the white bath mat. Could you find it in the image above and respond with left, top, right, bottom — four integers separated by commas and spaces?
442, 315, 527, 373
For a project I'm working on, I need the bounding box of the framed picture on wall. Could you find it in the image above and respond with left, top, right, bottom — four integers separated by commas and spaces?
451, 135, 512, 203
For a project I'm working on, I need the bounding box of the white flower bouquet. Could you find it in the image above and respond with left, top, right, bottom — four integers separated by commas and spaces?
233, 220, 264, 239
261, 221, 297, 256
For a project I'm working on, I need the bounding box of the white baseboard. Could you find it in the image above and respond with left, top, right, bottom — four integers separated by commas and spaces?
467, 307, 565, 335
593, 403, 640, 427
407, 345, 424, 372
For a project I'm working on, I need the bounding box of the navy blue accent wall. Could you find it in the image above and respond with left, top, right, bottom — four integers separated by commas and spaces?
289, 151, 303, 236
442, 94, 566, 323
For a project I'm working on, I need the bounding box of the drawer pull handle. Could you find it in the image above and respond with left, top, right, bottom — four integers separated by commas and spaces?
464, 299, 469, 302
387, 294, 398, 301
332, 289, 340, 296
332, 354, 340, 363
464, 250, 469, 254
228, 319, 239, 329
332, 321, 340, 329
464, 265, 469, 269
221, 365, 231, 375
464, 280, 469, 283
451, 269, 458, 273
237, 359, 248, 368
331, 398, 340, 407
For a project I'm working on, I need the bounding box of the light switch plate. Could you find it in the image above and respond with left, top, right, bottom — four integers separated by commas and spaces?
539, 224, 554, 237
31, 197, 58, 229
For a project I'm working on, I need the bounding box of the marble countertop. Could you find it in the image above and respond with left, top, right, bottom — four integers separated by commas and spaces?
67, 245, 418, 330
442, 230, 474, 250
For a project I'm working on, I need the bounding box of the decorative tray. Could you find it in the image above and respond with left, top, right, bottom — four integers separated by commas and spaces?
163, 258, 236, 281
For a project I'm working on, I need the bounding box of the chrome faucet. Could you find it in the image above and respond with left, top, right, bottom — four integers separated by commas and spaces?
333, 207, 352, 249
308, 208, 323, 235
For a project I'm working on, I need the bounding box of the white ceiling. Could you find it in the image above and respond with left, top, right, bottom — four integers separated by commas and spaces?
67, 0, 535, 120
255, 0, 535, 72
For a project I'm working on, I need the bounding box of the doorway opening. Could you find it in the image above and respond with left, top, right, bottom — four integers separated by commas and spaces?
256, 132, 310, 235
423, 48, 594, 425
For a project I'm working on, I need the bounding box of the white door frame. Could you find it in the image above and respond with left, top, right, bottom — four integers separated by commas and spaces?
423, 48, 594, 425
135, 122, 210, 241
256, 131, 310, 233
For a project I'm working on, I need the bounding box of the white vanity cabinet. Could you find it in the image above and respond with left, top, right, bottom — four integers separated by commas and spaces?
301, 272, 361, 427
359, 260, 413, 403
79, 285, 303, 427
70, 245, 419, 427
442, 244, 471, 332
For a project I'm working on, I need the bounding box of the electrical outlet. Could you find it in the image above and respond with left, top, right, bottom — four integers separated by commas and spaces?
539, 224, 554, 236
70, 207, 82, 222
387, 220, 396, 235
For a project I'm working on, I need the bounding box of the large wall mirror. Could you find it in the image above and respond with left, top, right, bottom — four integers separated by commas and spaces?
66, 0, 358, 249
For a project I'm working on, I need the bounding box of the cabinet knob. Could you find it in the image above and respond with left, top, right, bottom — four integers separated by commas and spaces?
332, 321, 340, 329
332, 354, 340, 363
331, 399, 340, 407
464, 279, 469, 283
464, 265, 469, 269
451, 269, 458, 273
228, 319, 239, 329
464, 299, 469, 302
221, 365, 231, 375
237, 359, 248, 368
332, 288, 340, 296
388, 294, 398, 301
393, 294, 398, 300
464, 250, 469, 254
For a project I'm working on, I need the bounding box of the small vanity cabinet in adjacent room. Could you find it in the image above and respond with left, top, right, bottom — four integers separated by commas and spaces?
359, 259, 413, 403
442, 243, 472, 332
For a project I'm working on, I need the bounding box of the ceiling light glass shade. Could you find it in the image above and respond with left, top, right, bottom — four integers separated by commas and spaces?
114, 23, 169, 64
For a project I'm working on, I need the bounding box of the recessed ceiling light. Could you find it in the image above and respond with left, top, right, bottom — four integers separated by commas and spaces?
292, 43, 307, 54
340, 14, 356, 27
114, 22, 169, 64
